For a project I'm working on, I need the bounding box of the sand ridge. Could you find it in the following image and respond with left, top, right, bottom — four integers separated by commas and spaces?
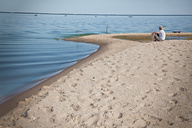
0, 33, 192, 128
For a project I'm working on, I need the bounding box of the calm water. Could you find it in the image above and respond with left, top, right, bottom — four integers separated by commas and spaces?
0, 13, 192, 103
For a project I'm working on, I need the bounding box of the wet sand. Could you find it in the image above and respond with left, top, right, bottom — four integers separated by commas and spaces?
0, 33, 192, 128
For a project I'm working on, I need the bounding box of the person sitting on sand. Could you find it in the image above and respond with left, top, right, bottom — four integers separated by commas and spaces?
152, 26, 166, 41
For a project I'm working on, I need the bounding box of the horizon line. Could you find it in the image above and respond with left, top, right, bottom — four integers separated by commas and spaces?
0, 11, 192, 16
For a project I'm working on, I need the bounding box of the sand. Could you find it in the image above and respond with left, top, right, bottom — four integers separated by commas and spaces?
0, 33, 192, 128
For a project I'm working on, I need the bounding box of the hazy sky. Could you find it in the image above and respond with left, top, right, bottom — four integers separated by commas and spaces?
0, 0, 192, 14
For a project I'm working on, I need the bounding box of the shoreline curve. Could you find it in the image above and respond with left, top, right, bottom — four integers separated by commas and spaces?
0, 33, 139, 117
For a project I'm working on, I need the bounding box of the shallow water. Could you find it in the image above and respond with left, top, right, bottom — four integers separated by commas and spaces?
0, 13, 192, 103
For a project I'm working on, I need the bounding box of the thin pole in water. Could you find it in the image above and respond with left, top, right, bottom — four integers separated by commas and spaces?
106, 25, 108, 34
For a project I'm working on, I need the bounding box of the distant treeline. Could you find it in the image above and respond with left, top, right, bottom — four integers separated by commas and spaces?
0, 12, 192, 17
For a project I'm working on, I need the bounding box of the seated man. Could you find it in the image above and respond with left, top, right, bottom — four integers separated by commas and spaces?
152, 26, 166, 41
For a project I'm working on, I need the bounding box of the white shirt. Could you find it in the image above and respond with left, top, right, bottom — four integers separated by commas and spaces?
158, 30, 166, 40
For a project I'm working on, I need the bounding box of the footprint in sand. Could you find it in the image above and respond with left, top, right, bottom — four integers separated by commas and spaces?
49, 115, 56, 123
132, 118, 148, 128
58, 90, 68, 102
179, 116, 189, 122
71, 83, 77, 87
46, 106, 54, 113
169, 99, 178, 105
178, 87, 187, 92
84, 115, 99, 127
167, 121, 174, 126
71, 104, 81, 111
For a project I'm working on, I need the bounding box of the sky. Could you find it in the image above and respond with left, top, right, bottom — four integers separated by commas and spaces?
0, 0, 192, 15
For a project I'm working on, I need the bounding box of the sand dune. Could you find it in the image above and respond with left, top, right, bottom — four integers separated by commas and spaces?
0, 33, 192, 128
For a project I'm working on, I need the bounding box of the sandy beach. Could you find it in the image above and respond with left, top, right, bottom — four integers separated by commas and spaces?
0, 33, 192, 128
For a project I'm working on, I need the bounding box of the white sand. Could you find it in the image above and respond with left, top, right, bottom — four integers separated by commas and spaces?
0, 33, 192, 128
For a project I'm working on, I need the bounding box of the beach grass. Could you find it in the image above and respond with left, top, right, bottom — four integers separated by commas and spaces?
184, 36, 192, 40
167, 33, 192, 40
113, 33, 192, 41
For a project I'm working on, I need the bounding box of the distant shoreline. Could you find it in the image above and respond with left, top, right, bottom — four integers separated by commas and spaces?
0, 11, 192, 17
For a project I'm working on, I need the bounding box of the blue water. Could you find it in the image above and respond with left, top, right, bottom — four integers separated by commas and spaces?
0, 13, 192, 103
